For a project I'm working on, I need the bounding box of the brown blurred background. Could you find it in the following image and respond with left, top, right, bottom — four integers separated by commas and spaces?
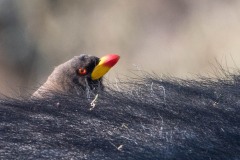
0, 0, 240, 96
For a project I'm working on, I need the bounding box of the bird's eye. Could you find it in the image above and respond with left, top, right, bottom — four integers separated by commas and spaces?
78, 68, 87, 75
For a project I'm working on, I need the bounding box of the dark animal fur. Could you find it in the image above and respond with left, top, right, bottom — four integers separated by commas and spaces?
0, 72, 240, 159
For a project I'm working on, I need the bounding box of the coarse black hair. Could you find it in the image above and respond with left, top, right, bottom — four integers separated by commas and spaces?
0, 71, 240, 160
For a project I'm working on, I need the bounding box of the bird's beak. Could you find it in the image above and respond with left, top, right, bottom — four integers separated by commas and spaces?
91, 54, 120, 80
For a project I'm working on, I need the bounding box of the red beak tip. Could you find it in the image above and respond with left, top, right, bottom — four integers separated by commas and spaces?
103, 54, 120, 67
109, 54, 120, 59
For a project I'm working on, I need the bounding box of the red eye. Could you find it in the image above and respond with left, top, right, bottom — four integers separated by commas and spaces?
78, 68, 87, 75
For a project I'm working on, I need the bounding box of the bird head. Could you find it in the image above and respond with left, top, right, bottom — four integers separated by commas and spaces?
70, 54, 120, 90
33, 54, 120, 97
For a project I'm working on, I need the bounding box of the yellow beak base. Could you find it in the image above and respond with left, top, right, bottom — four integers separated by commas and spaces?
91, 54, 120, 80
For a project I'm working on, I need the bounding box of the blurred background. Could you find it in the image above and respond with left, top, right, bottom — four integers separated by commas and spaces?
1, 0, 240, 96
